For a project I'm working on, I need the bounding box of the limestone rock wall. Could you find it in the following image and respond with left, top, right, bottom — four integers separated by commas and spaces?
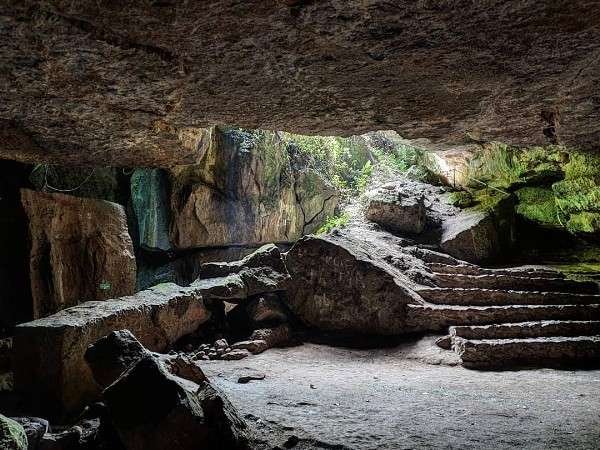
156, 128, 338, 249
20, 189, 137, 319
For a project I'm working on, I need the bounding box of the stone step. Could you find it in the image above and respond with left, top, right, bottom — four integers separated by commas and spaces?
454, 336, 600, 369
432, 273, 599, 294
417, 287, 600, 306
406, 303, 600, 331
449, 320, 600, 340
427, 263, 564, 279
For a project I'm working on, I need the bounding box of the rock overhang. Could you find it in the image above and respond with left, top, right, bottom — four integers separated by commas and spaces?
1, 1, 600, 168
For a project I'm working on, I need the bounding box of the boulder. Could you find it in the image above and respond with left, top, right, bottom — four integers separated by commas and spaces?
169, 128, 337, 249
249, 324, 292, 349
20, 189, 136, 319
192, 244, 291, 303
84, 330, 149, 389
130, 169, 172, 252
13, 284, 210, 420
440, 195, 515, 263
103, 354, 251, 450
231, 340, 268, 355
365, 186, 427, 234
0, 415, 27, 450
284, 232, 423, 335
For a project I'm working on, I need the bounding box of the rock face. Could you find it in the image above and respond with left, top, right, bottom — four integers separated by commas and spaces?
365, 185, 427, 234
2, 2, 600, 168
20, 189, 136, 319
130, 169, 172, 252
13, 283, 210, 420
169, 128, 338, 249
284, 230, 425, 335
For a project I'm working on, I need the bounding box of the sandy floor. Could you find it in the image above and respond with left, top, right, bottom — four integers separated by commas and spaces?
203, 337, 600, 450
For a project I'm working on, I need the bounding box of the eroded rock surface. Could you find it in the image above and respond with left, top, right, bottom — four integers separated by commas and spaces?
169, 128, 338, 249
13, 283, 210, 419
21, 189, 136, 318
365, 185, 426, 234
284, 227, 428, 335
2, 2, 600, 166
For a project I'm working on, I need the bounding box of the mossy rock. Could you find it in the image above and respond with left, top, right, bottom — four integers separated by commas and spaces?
0, 415, 27, 450
515, 187, 561, 227
448, 190, 474, 208
566, 212, 600, 234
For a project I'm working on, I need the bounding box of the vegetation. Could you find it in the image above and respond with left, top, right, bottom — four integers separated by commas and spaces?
282, 131, 436, 197
448, 190, 474, 208
515, 187, 560, 227
316, 212, 350, 234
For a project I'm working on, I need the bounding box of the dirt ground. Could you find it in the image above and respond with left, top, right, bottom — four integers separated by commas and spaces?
203, 336, 600, 450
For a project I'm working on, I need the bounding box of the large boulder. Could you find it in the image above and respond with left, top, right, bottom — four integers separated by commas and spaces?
169, 128, 338, 249
84, 330, 149, 390
20, 189, 136, 319
440, 195, 515, 263
284, 229, 425, 335
365, 184, 427, 234
0, 415, 27, 450
13, 284, 210, 420
103, 354, 251, 450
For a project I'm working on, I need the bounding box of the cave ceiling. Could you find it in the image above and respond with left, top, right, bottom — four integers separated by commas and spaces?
1, 0, 599, 167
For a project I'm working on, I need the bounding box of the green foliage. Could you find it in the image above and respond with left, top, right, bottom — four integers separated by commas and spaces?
465, 143, 563, 190
284, 131, 436, 198
566, 212, 600, 234
515, 187, 560, 227
316, 213, 350, 234
472, 188, 510, 213
448, 190, 474, 208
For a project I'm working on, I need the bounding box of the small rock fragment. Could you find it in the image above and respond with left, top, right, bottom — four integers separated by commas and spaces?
221, 349, 251, 361
237, 373, 266, 384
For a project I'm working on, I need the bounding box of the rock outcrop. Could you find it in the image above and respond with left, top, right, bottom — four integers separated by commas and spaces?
20, 189, 136, 319
284, 228, 426, 335
13, 283, 210, 419
168, 128, 337, 249
2, 2, 600, 167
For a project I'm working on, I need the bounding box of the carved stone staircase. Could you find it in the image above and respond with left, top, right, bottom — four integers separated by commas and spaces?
413, 262, 600, 369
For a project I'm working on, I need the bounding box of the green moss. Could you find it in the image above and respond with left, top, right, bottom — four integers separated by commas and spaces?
448, 190, 474, 208
566, 212, 600, 234
316, 213, 350, 234
471, 188, 510, 213
0, 415, 27, 450
515, 187, 561, 226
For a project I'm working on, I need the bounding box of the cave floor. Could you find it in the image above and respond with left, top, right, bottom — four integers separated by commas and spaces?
203, 336, 600, 450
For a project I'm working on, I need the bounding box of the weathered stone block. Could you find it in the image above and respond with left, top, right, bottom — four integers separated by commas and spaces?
13, 284, 210, 420
21, 189, 136, 319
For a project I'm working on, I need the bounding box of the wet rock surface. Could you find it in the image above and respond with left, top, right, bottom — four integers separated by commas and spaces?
20, 189, 136, 319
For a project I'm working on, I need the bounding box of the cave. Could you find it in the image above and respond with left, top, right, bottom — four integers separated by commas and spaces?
1, 2, 600, 449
